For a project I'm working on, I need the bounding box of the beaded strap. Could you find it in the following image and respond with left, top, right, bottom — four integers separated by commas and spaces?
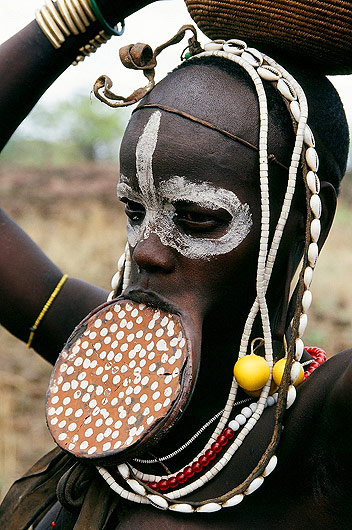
103, 36, 324, 513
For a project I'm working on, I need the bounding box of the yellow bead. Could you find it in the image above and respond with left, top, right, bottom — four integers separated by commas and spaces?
273, 358, 304, 387
234, 354, 270, 391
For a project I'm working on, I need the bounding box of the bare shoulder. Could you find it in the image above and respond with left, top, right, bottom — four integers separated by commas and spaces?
282, 348, 352, 445
114, 352, 352, 530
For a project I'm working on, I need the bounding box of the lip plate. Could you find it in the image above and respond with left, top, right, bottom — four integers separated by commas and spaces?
46, 298, 197, 464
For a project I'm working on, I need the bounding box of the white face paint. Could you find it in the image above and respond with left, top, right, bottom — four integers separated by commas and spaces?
118, 111, 253, 260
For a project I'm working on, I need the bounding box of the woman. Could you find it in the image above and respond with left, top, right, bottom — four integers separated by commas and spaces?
0, 1, 351, 528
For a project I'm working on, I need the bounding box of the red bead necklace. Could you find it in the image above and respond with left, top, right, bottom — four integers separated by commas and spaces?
303, 346, 326, 380
142, 347, 327, 493
146, 426, 235, 492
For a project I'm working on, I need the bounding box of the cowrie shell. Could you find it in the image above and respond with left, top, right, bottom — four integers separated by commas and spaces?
257, 65, 281, 81
310, 218, 321, 242
223, 39, 247, 55
295, 338, 304, 360
169, 503, 194, 513
126, 479, 146, 496
304, 124, 315, 147
291, 361, 302, 384
277, 78, 297, 101
117, 252, 125, 271
196, 503, 222, 513
302, 290, 313, 313
306, 171, 320, 194
308, 242, 319, 267
310, 194, 322, 218
242, 47, 263, 67
299, 313, 308, 337
263, 455, 278, 477
117, 463, 130, 479
306, 147, 319, 172
147, 494, 169, 509
304, 267, 313, 288
245, 477, 264, 495
290, 100, 301, 122
204, 40, 224, 51
286, 385, 296, 409
223, 494, 244, 507
111, 270, 121, 290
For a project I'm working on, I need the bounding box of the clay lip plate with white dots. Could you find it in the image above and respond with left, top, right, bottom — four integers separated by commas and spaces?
46, 299, 195, 464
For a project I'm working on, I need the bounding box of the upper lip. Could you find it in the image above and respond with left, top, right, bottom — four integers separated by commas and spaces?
123, 288, 180, 315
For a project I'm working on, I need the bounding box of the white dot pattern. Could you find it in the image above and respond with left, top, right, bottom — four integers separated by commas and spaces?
47, 300, 188, 460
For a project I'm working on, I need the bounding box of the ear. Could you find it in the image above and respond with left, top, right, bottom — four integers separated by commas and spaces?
318, 181, 337, 251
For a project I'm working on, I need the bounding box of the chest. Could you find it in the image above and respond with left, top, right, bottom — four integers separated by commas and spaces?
37, 362, 352, 530
113, 384, 349, 530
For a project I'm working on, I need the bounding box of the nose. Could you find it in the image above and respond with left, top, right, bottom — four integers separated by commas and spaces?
132, 232, 176, 273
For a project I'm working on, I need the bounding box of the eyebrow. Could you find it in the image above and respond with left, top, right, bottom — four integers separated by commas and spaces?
119, 172, 246, 211
133, 103, 288, 171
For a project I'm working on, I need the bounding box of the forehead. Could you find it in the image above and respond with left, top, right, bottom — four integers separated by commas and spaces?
120, 108, 259, 193
119, 62, 291, 196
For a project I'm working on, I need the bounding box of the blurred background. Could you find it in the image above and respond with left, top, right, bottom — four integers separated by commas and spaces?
0, 0, 351, 501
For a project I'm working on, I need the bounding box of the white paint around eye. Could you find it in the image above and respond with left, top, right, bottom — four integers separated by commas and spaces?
117, 111, 253, 260
160, 176, 252, 259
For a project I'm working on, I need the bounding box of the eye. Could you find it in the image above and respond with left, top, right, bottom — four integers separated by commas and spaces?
121, 198, 145, 223
174, 202, 231, 236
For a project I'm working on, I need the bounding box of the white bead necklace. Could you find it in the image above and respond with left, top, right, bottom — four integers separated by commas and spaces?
129, 393, 278, 483
102, 36, 322, 513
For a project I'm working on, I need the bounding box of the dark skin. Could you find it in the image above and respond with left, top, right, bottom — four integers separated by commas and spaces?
108, 67, 352, 530
1, 4, 352, 529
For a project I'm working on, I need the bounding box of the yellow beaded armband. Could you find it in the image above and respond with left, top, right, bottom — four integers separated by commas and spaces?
27, 274, 68, 349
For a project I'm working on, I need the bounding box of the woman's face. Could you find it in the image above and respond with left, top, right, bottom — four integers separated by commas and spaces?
118, 63, 298, 353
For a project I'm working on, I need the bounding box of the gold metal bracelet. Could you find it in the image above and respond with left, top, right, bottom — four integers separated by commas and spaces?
35, 0, 119, 63
72, 29, 110, 65
41, 5, 66, 44
46, 0, 70, 36
71, 0, 90, 27
35, 9, 61, 48
57, 0, 79, 35
77, 0, 96, 22
64, 0, 87, 33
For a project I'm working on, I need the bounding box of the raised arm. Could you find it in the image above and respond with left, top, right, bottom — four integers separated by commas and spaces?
0, 1, 154, 363
0, 0, 154, 149
0, 208, 108, 364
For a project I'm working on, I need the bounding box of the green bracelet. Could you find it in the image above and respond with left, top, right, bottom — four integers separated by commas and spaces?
89, 0, 125, 36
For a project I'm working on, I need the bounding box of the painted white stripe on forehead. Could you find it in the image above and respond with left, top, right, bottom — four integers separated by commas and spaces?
136, 110, 161, 206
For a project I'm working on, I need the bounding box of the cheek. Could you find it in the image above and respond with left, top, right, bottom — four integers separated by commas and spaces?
182, 232, 259, 309
211, 241, 260, 317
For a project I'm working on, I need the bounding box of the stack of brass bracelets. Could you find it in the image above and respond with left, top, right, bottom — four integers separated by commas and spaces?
35, 0, 125, 65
